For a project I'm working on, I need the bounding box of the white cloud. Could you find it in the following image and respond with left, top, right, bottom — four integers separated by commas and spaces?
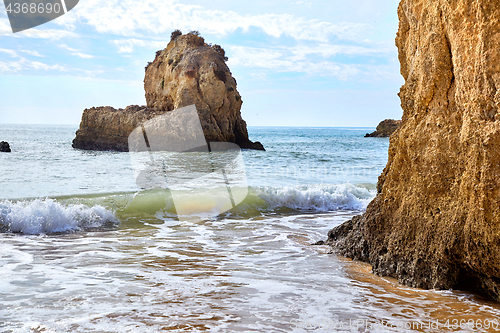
20, 50, 44, 57
0, 60, 22, 72
68, 0, 367, 42
0, 9, 76, 39
0, 0, 397, 82
59, 44, 94, 58
0, 48, 18, 57
75, 52, 93, 59
111, 38, 170, 53
288, 43, 391, 60
0, 58, 66, 73
69, 51, 92, 59
0, 28, 77, 39
227, 45, 394, 79
0, 17, 12, 34
295, 1, 312, 4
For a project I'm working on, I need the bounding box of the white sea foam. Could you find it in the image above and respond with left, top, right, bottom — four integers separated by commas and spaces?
254, 183, 375, 211
0, 198, 117, 234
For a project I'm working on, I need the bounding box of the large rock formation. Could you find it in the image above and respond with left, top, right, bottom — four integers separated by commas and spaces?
365, 119, 401, 137
328, 0, 500, 301
73, 32, 264, 151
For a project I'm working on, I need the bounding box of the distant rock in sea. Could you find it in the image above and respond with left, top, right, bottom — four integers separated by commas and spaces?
327, 0, 500, 301
73, 31, 264, 152
364, 119, 401, 137
0, 141, 11, 152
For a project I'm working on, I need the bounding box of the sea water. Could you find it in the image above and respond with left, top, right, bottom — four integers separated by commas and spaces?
1, 125, 500, 332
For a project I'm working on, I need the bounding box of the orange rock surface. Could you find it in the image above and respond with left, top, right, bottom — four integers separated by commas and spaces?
328, 0, 500, 301
73, 32, 264, 151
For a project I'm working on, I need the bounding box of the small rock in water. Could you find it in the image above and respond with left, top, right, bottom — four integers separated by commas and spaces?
365, 119, 401, 137
0, 141, 11, 152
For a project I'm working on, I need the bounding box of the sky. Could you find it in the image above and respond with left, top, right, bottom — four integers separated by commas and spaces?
0, 0, 403, 126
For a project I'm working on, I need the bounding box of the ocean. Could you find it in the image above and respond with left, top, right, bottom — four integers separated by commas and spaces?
1, 124, 500, 332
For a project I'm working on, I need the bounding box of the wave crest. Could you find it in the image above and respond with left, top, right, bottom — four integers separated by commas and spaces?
253, 184, 375, 212
0, 198, 117, 234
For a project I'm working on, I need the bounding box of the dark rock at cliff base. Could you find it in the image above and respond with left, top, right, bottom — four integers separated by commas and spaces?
0, 141, 11, 152
328, 0, 500, 302
364, 119, 401, 137
73, 32, 264, 152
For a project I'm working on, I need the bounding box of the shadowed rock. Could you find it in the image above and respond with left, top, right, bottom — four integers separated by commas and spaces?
0, 141, 11, 152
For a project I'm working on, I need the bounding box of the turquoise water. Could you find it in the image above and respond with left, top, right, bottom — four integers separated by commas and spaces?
0, 125, 388, 199
2, 125, 500, 332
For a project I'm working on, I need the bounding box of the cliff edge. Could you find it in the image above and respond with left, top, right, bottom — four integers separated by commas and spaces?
73, 31, 264, 152
328, 0, 500, 301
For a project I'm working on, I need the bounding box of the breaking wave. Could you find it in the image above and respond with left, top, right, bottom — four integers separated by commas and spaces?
0, 183, 375, 234
0, 198, 117, 234
253, 183, 375, 212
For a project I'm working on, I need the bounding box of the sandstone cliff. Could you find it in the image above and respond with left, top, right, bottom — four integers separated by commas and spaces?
365, 119, 401, 137
73, 32, 264, 151
328, 0, 500, 301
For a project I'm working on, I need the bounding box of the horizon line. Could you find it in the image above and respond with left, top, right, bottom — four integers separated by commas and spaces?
0, 123, 378, 129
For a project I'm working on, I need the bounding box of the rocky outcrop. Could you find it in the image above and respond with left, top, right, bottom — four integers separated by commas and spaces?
72, 106, 165, 151
328, 0, 500, 301
0, 141, 11, 152
144, 32, 263, 150
73, 31, 264, 151
365, 119, 401, 137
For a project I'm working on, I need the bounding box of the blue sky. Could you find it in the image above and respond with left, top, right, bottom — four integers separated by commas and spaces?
0, 0, 403, 126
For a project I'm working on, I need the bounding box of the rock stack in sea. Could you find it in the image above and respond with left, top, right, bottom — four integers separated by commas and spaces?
327, 0, 500, 301
72, 31, 264, 152
0, 141, 11, 152
364, 119, 401, 137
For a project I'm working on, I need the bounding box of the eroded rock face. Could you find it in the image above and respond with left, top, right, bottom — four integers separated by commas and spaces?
73, 32, 264, 151
328, 0, 500, 301
144, 33, 264, 150
365, 119, 401, 137
72, 106, 165, 151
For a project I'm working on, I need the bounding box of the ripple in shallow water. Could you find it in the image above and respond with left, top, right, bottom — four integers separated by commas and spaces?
1, 212, 499, 332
